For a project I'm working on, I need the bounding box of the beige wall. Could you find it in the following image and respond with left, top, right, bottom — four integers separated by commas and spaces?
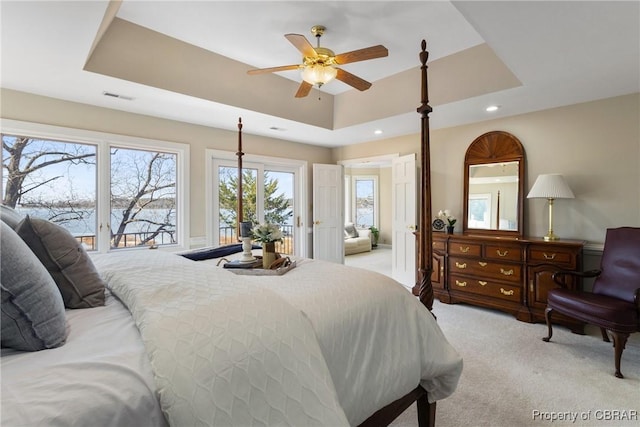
0, 89, 333, 243
333, 93, 640, 246
3, 89, 638, 249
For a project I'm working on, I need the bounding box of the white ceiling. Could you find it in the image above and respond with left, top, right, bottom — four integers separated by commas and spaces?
1, 1, 638, 148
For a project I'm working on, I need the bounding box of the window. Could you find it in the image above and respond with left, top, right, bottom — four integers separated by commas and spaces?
350, 176, 378, 228
109, 147, 178, 249
2, 134, 98, 249
1, 120, 189, 252
468, 193, 492, 229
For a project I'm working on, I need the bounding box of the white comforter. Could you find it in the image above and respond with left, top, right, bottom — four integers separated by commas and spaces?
93, 250, 462, 426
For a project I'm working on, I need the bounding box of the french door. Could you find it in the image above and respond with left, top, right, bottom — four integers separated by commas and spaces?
211, 158, 299, 256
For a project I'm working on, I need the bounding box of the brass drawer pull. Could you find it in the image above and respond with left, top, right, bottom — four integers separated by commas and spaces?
500, 288, 515, 296
496, 249, 509, 257
459, 246, 470, 253
455, 280, 467, 287
500, 268, 514, 276
478, 261, 487, 267
543, 252, 556, 260
479, 281, 487, 286
455, 262, 467, 269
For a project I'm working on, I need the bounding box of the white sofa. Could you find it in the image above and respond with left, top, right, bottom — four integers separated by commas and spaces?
344, 223, 372, 255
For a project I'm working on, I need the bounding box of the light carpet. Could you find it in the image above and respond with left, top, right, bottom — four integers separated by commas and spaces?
389, 300, 640, 426
346, 248, 639, 426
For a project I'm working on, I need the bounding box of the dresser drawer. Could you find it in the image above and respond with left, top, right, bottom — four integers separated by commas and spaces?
448, 240, 482, 257
528, 245, 577, 267
484, 244, 523, 262
449, 256, 522, 283
449, 274, 522, 302
432, 239, 446, 252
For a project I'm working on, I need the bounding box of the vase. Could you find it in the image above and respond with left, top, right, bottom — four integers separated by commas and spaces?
262, 242, 277, 269
446, 225, 455, 234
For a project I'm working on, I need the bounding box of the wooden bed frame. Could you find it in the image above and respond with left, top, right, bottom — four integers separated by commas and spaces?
236, 40, 437, 427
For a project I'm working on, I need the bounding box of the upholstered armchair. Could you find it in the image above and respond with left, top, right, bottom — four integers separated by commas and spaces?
542, 227, 640, 378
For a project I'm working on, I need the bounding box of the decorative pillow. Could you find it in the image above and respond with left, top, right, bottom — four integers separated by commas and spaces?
1, 221, 67, 351
180, 243, 261, 261
15, 216, 105, 309
344, 223, 359, 238
0, 204, 23, 230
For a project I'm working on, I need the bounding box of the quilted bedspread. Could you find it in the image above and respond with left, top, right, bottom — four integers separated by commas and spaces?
94, 251, 462, 426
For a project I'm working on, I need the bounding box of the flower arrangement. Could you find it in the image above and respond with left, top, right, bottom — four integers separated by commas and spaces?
438, 209, 457, 227
251, 223, 283, 243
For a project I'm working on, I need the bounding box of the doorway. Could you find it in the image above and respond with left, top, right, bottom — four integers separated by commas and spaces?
339, 153, 417, 289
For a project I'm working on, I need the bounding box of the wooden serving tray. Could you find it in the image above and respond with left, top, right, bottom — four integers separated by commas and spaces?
226, 259, 297, 276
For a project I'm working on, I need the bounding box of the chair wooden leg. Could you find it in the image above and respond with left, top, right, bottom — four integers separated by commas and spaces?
542, 307, 554, 342
610, 331, 629, 379
600, 327, 610, 342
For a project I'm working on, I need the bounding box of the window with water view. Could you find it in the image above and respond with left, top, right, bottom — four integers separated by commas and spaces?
2, 133, 180, 251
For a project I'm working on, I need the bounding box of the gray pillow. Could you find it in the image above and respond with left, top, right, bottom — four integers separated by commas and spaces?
0, 204, 23, 229
1, 221, 67, 351
15, 216, 105, 309
344, 223, 359, 238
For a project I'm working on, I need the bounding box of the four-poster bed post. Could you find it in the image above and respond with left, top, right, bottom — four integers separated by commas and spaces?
360, 40, 437, 427
236, 117, 244, 240
414, 39, 435, 311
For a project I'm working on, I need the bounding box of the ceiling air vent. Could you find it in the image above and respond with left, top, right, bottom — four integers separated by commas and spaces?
103, 91, 134, 101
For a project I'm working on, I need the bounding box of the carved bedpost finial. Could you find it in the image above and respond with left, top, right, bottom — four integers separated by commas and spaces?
420, 40, 428, 66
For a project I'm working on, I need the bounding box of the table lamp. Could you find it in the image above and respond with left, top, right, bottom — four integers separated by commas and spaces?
527, 174, 575, 241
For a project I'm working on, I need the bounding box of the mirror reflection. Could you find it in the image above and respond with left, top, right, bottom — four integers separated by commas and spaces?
468, 161, 519, 231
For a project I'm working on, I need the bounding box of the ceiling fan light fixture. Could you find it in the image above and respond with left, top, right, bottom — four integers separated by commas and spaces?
301, 63, 337, 86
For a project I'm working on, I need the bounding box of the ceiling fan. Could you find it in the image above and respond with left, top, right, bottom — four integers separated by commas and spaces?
247, 25, 388, 98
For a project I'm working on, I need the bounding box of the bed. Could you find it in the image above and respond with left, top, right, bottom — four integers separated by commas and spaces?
1, 41, 460, 426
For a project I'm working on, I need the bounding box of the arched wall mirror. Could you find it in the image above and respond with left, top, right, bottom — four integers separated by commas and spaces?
463, 131, 525, 238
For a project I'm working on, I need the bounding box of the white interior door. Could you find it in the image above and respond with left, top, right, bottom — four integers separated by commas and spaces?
391, 154, 417, 288
312, 164, 344, 263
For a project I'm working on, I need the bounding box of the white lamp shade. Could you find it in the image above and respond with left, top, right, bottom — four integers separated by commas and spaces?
527, 174, 575, 199
301, 64, 337, 85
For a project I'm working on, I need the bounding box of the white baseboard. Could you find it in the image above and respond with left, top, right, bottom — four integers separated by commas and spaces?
189, 236, 207, 248
374, 243, 392, 249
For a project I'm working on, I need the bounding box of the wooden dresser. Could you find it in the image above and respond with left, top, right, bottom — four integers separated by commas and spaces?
431, 233, 585, 332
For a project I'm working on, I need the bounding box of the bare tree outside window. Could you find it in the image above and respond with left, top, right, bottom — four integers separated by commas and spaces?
110, 147, 176, 249
2, 134, 178, 250
2, 135, 97, 249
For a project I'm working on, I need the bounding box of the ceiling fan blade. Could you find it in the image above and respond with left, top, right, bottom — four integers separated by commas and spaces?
295, 81, 313, 98
335, 68, 372, 91
285, 34, 317, 58
334, 45, 388, 65
247, 64, 300, 75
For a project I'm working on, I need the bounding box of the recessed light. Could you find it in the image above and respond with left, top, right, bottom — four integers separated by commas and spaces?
374, 129, 383, 135
485, 105, 500, 112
